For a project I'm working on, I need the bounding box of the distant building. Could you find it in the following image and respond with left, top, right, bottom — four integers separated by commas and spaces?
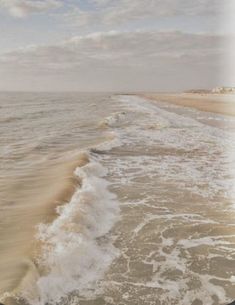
184, 89, 211, 94
212, 87, 235, 94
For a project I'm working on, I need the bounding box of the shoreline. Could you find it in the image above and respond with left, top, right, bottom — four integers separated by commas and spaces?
140, 93, 235, 116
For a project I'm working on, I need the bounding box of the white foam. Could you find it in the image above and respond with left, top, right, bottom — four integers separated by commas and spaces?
230, 275, 235, 283
146, 240, 230, 305
19, 93, 235, 304
101, 111, 129, 128
178, 236, 233, 249
21, 157, 120, 305
95, 131, 122, 151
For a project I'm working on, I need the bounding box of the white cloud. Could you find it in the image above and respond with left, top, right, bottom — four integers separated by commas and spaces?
64, 0, 228, 28
0, 0, 62, 18
0, 30, 232, 91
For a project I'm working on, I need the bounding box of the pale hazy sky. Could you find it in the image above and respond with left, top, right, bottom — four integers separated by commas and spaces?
0, 0, 234, 91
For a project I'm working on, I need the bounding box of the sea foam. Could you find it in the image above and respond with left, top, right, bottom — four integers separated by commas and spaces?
20, 155, 119, 305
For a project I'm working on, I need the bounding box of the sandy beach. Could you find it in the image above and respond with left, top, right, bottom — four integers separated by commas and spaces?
142, 93, 235, 116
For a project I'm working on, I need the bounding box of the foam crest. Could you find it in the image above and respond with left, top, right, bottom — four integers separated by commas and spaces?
21, 156, 119, 305
100, 111, 130, 128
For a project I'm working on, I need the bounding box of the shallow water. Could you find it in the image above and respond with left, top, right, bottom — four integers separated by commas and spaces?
0, 93, 235, 305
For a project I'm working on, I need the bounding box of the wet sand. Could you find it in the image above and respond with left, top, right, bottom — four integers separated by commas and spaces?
142, 93, 235, 116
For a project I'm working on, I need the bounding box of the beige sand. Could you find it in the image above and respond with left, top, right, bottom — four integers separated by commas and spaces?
141, 93, 235, 116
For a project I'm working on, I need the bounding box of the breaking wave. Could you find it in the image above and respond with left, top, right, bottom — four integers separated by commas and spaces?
100, 111, 130, 128
14, 151, 120, 305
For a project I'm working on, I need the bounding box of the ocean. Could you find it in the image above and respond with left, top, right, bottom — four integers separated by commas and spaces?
0, 93, 235, 305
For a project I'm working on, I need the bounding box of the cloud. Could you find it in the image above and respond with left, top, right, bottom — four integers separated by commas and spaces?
64, 0, 227, 28
0, 30, 232, 91
0, 0, 62, 18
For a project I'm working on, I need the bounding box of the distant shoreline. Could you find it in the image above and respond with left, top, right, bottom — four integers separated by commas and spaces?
140, 93, 235, 116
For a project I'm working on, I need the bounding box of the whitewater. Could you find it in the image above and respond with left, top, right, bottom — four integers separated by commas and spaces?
0, 93, 235, 305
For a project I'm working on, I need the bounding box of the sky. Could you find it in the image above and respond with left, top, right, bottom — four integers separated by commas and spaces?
0, 0, 234, 92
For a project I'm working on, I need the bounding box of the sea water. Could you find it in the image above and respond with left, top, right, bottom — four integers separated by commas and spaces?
0, 93, 235, 305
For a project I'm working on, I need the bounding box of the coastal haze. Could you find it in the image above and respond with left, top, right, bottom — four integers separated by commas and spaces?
0, 1, 235, 305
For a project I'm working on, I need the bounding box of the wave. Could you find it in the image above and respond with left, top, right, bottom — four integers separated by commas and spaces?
99, 111, 129, 128
4, 149, 120, 305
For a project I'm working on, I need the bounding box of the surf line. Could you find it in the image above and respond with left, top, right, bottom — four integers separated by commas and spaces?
2, 147, 120, 305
